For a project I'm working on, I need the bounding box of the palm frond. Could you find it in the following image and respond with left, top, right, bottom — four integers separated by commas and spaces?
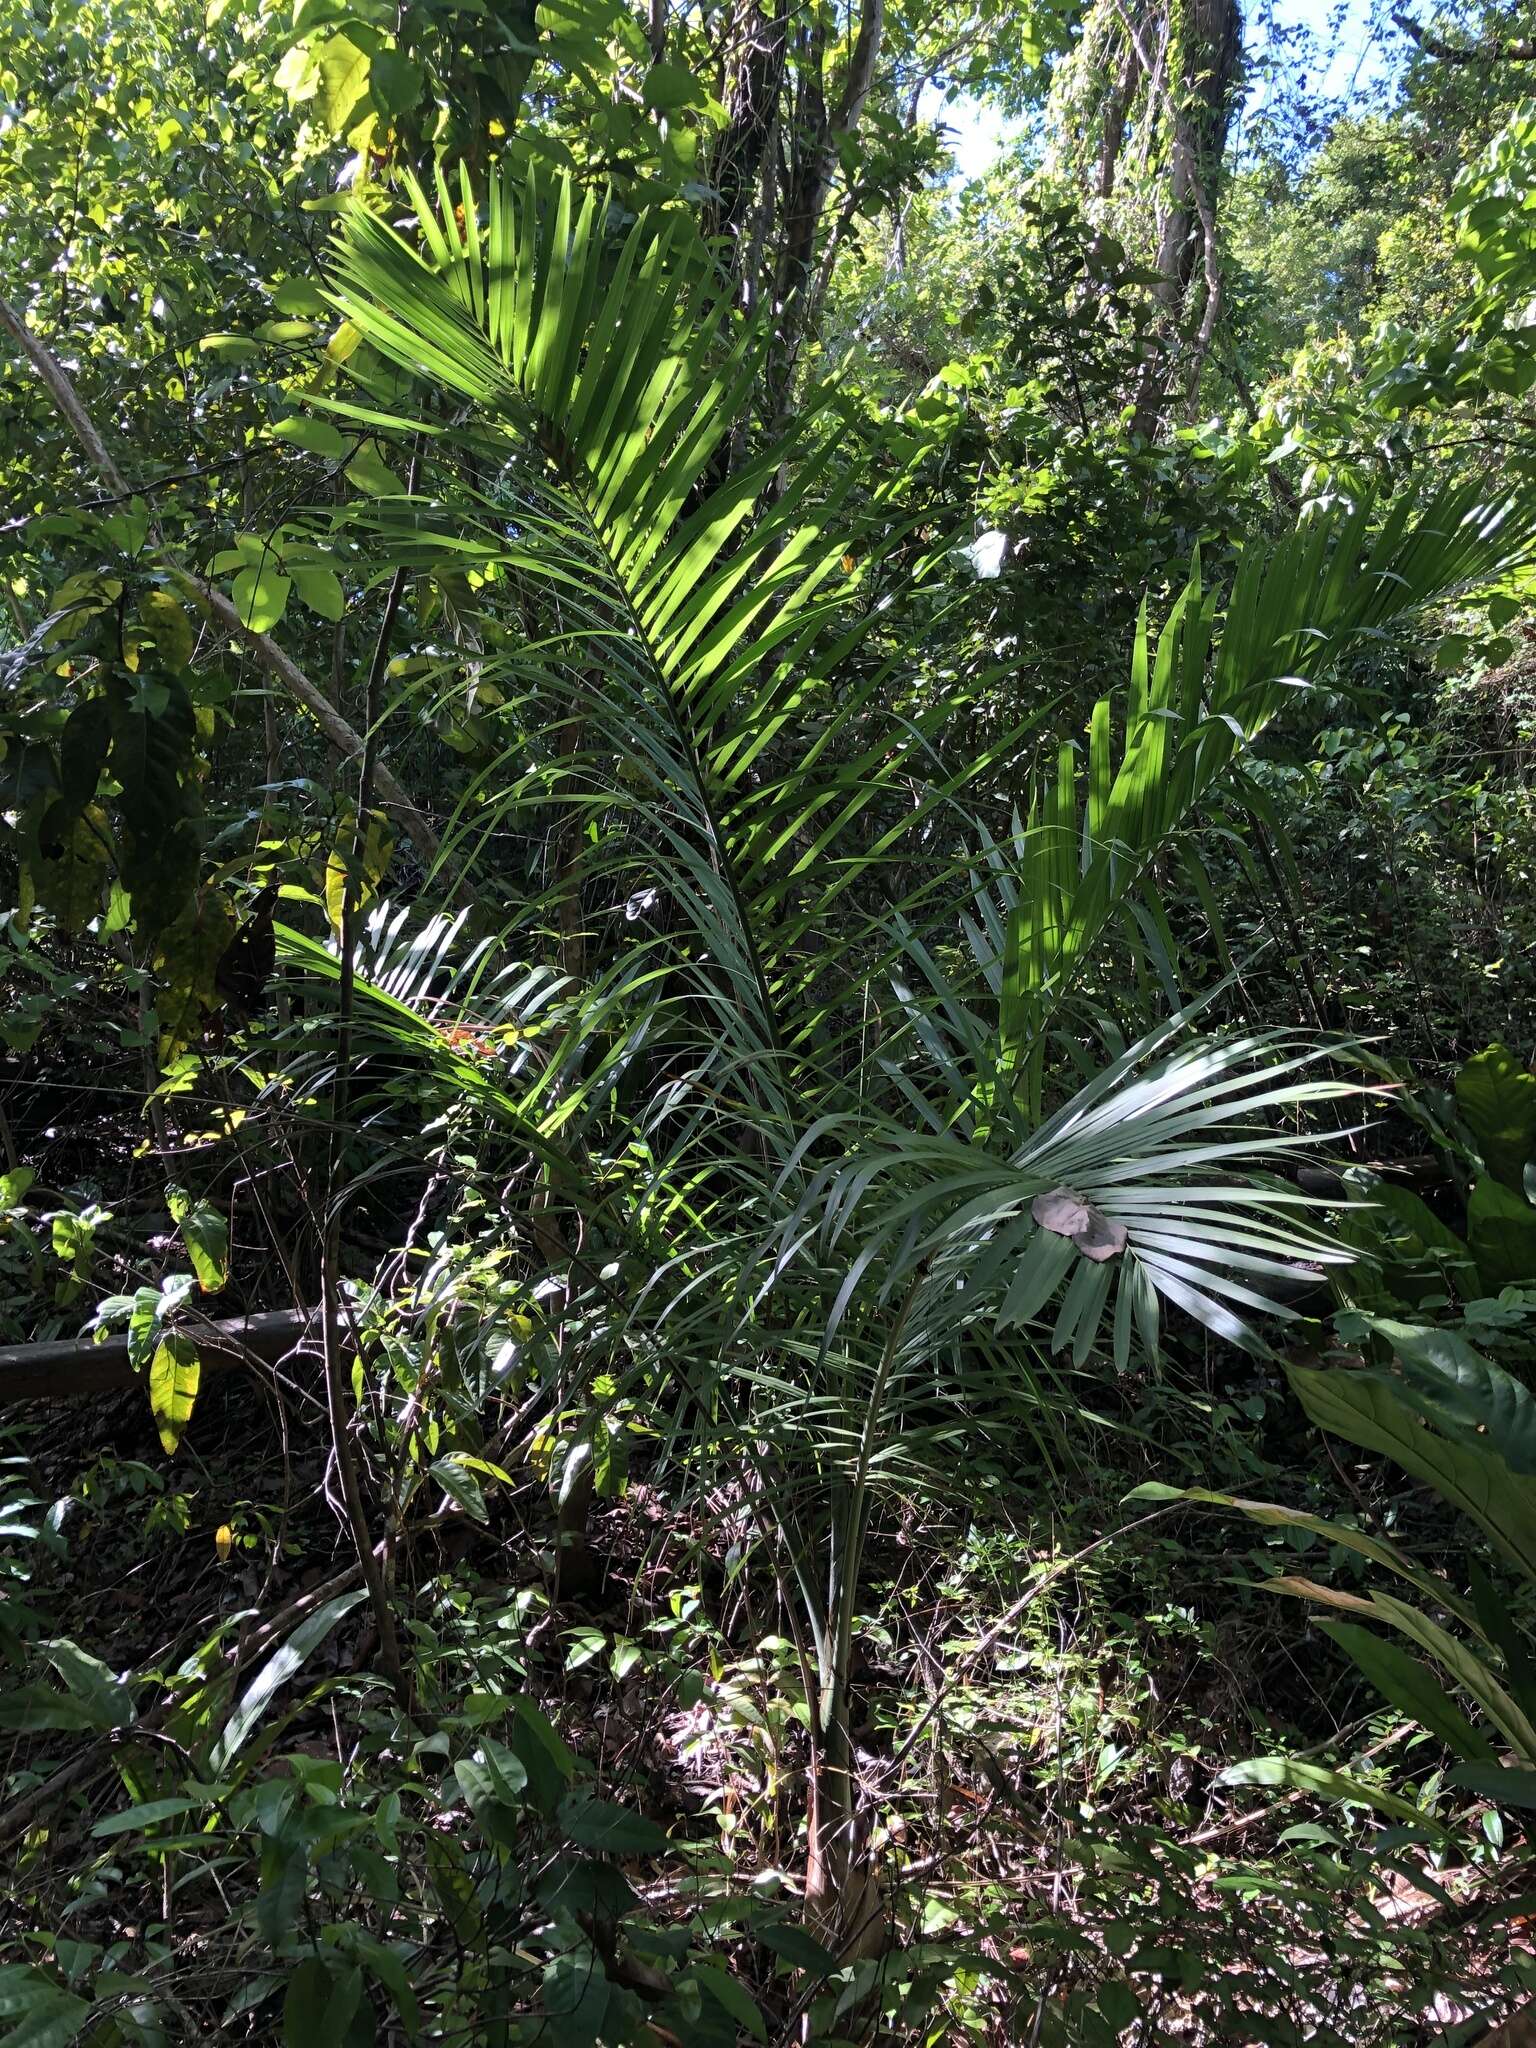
999, 487, 1534, 1101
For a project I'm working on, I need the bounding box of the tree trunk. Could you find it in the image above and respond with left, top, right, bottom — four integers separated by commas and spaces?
705, 0, 790, 296
1125, 0, 1241, 441
764, 0, 884, 422
1480, 2004, 1536, 2047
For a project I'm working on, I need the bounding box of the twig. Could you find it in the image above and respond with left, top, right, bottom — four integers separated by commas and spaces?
884, 1506, 1182, 1778
1393, 10, 1536, 61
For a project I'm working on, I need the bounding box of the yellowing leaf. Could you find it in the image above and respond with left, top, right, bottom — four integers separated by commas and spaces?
149, 1332, 200, 1454
154, 893, 237, 1065
139, 591, 196, 671
30, 802, 111, 933
324, 807, 394, 935
314, 33, 372, 134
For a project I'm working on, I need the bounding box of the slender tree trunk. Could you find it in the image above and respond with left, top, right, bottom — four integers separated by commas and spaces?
705, 0, 790, 296
765, 0, 884, 422
1121, 0, 1241, 441
1097, 42, 1142, 197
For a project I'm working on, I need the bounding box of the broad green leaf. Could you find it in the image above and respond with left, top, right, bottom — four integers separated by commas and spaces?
210, 1586, 370, 1771
506, 1694, 578, 1815
292, 566, 346, 621
541, 1946, 609, 2046
313, 33, 371, 134
1214, 1755, 1436, 1828
753, 1920, 841, 1971
167, 1185, 229, 1293
1354, 1318, 1536, 1476
200, 332, 260, 361
1448, 1761, 1536, 1809
232, 565, 291, 633
1469, 1557, 1536, 1712
1456, 1043, 1536, 1188
453, 1750, 524, 1847
1287, 1360, 1536, 1581
92, 1795, 219, 1837
556, 1792, 668, 1854
284, 1958, 363, 2048
102, 879, 132, 935
425, 1834, 482, 1944
642, 58, 701, 111
271, 415, 348, 458
273, 278, 331, 317
690, 1962, 767, 2040
431, 1455, 487, 1523
1317, 1620, 1496, 1761
57, 697, 111, 806
591, 1419, 628, 1497
344, 440, 406, 497
127, 1285, 163, 1371
43, 1638, 134, 1729
1468, 1175, 1536, 1289
1344, 1175, 1476, 1296
0, 1976, 90, 2048
149, 1331, 201, 1453
368, 46, 421, 117
107, 667, 199, 933
1098, 1981, 1140, 2034
0, 1684, 105, 1733
340, 1928, 419, 2034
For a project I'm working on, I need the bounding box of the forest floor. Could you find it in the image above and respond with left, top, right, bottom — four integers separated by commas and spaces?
5, 1349, 1531, 2044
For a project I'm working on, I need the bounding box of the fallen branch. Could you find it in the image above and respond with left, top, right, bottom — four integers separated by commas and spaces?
0, 1307, 323, 1404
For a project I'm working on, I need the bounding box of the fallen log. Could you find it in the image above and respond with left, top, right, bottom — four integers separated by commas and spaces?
0, 1308, 323, 1405
1479, 2002, 1536, 2047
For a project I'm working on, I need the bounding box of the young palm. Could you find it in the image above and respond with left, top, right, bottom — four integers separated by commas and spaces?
317, 163, 1536, 1943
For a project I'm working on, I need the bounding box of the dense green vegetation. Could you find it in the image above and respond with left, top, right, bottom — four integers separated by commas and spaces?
6, 0, 1536, 2038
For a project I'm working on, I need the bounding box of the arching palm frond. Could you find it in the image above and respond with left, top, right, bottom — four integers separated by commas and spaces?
320, 166, 1520, 1376
998, 486, 1533, 1102
327, 167, 947, 1067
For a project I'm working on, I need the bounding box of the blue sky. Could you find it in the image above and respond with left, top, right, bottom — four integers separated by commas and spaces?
931, 0, 1393, 182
